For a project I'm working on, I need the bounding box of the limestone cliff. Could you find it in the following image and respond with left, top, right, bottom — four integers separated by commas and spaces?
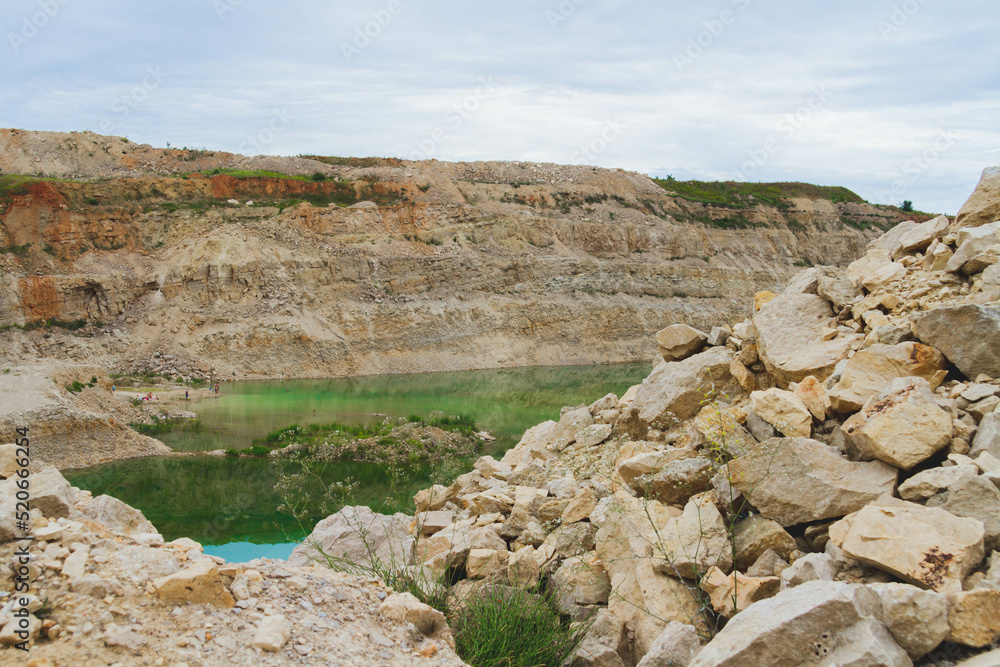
0, 129, 924, 378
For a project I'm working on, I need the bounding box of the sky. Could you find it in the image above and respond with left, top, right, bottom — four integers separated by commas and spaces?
2, 0, 998, 214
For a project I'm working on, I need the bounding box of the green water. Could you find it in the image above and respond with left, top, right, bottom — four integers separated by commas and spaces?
65, 364, 649, 561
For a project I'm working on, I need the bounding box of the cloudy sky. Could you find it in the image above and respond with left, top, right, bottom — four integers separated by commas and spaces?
3, 0, 998, 213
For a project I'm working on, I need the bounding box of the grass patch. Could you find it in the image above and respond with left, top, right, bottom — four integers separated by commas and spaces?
450, 585, 591, 667
653, 177, 864, 209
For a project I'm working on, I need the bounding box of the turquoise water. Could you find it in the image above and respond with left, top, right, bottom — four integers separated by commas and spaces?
66, 364, 649, 562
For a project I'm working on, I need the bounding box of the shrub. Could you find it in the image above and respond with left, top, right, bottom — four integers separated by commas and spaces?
450, 585, 591, 667
901, 200, 914, 212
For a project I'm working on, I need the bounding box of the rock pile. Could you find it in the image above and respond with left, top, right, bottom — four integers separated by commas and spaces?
0, 463, 466, 665
296, 175, 1000, 665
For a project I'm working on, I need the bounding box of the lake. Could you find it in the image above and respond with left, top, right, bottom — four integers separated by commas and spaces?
65, 363, 650, 562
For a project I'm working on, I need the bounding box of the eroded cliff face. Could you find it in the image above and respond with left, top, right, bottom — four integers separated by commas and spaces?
0, 129, 924, 378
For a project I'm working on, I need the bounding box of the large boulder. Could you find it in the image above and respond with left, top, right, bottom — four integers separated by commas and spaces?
593, 492, 709, 662
620, 347, 739, 437
654, 495, 732, 579
947, 590, 1000, 648
0, 467, 75, 520
550, 554, 611, 615
829, 496, 985, 594
827, 342, 946, 414
971, 412, 1000, 458
956, 166, 1000, 229
728, 437, 898, 527
637, 457, 715, 506
656, 324, 708, 362
913, 305, 1000, 379
82, 495, 160, 539
868, 583, 950, 660
896, 215, 951, 256
926, 476, 1000, 551
749, 388, 812, 438
842, 377, 953, 470
636, 621, 702, 667
152, 560, 235, 608
898, 465, 980, 501
947, 222, 1000, 273
753, 293, 860, 388
287, 505, 415, 572
733, 515, 796, 571
689, 581, 910, 667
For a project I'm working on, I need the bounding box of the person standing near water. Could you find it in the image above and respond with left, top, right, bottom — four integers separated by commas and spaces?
185, 389, 189, 400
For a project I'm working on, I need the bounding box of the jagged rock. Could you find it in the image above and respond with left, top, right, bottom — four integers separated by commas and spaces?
971, 412, 1000, 458
542, 522, 597, 560
926, 476, 1000, 551
82, 495, 159, 539
956, 166, 1000, 229
753, 293, 860, 388
152, 560, 234, 608
413, 484, 457, 513
829, 496, 985, 593
745, 410, 776, 442
466, 549, 509, 580
707, 326, 732, 347
635, 621, 702, 667
746, 549, 790, 578
818, 272, 861, 310
0, 444, 18, 479
638, 457, 715, 506
779, 553, 839, 589
548, 407, 595, 452
946, 222, 1000, 273
692, 404, 757, 458
573, 608, 629, 667
550, 554, 610, 615
924, 240, 955, 271
898, 465, 979, 501
252, 614, 291, 652
794, 376, 830, 421
103, 624, 148, 652
71, 575, 121, 598
0, 467, 75, 519
413, 510, 457, 537
733, 515, 796, 571
848, 249, 893, 288
729, 437, 898, 527
870, 219, 922, 258
700, 567, 780, 618
947, 590, 1000, 648
620, 347, 739, 436
843, 377, 953, 470
594, 492, 709, 660
750, 388, 812, 438
827, 342, 946, 414
617, 449, 695, 487
861, 262, 907, 292
287, 505, 414, 571
589, 393, 620, 415
896, 214, 951, 256
689, 581, 910, 667
654, 495, 732, 579
110, 545, 180, 584
474, 455, 511, 479
562, 487, 598, 524
576, 424, 613, 448
913, 304, 1000, 379
380, 592, 449, 638
655, 324, 708, 362
506, 545, 540, 588
501, 422, 558, 471
868, 583, 950, 659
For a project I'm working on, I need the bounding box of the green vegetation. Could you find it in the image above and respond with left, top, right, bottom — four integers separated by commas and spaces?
271, 413, 483, 465
66, 376, 99, 393
301, 155, 404, 169
1, 318, 88, 333
450, 586, 591, 667
901, 200, 914, 212
0, 243, 32, 257
653, 176, 865, 209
